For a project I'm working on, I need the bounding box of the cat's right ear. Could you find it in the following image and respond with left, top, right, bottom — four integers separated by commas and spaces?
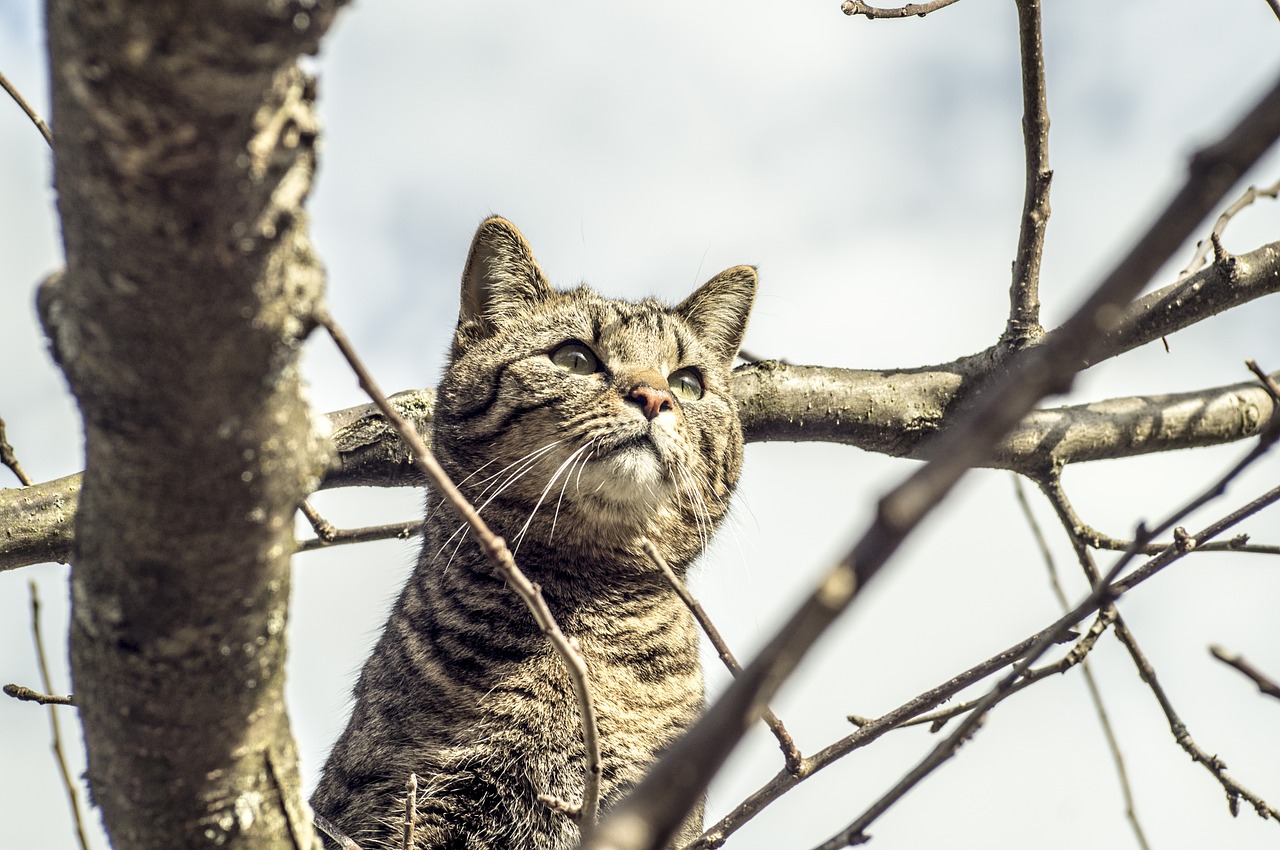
459, 216, 555, 333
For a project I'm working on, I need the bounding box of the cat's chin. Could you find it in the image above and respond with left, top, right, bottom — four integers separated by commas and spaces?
576, 440, 674, 508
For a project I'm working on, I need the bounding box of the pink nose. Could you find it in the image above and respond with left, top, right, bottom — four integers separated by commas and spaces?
629, 384, 675, 420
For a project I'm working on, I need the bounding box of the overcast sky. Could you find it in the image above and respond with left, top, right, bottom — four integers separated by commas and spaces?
2, 2, 1279, 848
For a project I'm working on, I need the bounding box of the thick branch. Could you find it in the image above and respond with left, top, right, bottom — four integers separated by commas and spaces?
4, 368, 1275, 573
41, 2, 344, 849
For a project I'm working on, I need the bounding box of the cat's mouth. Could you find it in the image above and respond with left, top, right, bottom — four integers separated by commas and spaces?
578, 429, 673, 501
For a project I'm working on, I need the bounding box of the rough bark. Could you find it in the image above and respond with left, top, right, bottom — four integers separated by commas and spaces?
38, 2, 344, 848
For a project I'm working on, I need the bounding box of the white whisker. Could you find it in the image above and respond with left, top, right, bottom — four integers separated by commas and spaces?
513, 442, 595, 553
549, 440, 596, 544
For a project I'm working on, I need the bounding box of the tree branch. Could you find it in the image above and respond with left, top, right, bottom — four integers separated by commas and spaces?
1209, 646, 1280, 701
23, 581, 90, 850
0, 67, 53, 148
691, 481, 1280, 849
585, 65, 1280, 850
840, 0, 964, 19
1003, 0, 1051, 349
5, 361, 1276, 574
0, 415, 35, 485
1178, 178, 1280, 279
1012, 476, 1150, 850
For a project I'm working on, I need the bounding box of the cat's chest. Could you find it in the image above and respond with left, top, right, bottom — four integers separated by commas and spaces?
481, 601, 703, 744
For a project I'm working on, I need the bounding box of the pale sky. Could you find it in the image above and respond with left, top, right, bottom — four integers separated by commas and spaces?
2, 2, 1279, 848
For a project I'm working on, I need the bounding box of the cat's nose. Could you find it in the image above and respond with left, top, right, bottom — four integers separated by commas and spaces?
628, 382, 675, 420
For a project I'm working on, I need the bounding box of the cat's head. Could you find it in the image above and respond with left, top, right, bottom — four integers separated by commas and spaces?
433, 217, 755, 566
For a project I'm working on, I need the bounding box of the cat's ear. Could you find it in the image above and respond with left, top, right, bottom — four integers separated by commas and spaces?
676, 265, 757, 364
459, 216, 554, 330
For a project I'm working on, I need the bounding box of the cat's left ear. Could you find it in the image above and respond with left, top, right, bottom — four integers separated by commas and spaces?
459, 216, 555, 331
676, 265, 757, 365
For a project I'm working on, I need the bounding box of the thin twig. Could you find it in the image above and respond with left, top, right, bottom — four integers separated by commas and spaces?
3, 683, 74, 705
640, 537, 805, 775
296, 520, 423, 553
300, 498, 338, 542
538, 793, 583, 818
316, 310, 604, 833
873, 607, 1115, 731
0, 416, 34, 486
0, 68, 53, 148
1079, 528, 1279, 556
314, 814, 365, 850
402, 773, 418, 850
1116, 618, 1280, 821
810, 558, 1139, 849
265, 747, 309, 850
840, 0, 963, 19
27, 582, 91, 850
1013, 476, 1151, 850
1178, 178, 1280, 279
1042, 474, 1280, 824
1245, 358, 1280, 406
1003, 0, 1052, 349
1210, 646, 1280, 701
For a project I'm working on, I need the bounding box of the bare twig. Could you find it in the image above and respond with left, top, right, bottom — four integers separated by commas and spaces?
879, 608, 1116, 732
1179, 178, 1280, 279
0, 416, 34, 486
1003, 0, 1051, 349
1210, 646, 1280, 701
3, 683, 74, 705
1246, 358, 1280, 407
1013, 476, 1151, 850
26, 582, 91, 850
0, 68, 53, 148
296, 520, 423, 553
813, 443, 1280, 850
591, 60, 1280, 850
1111, 485, 1280, 599
265, 747, 310, 850
314, 814, 365, 850
811, 558, 1139, 849
315, 311, 604, 832
538, 793, 583, 818
300, 498, 338, 542
1041, 472, 1280, 825
840, 0, 963, 19
1116, 618, 1280, 821
640, 537, 804, 775
1078, 527, 1279, 556
690, 480, 1280, 850
402, 773, 418, 850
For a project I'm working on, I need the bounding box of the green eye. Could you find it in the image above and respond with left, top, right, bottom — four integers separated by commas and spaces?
550, 341, 600, 375
669, 367, 703, 401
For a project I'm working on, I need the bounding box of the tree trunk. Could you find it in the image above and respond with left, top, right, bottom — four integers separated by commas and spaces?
39, 2, 344, 847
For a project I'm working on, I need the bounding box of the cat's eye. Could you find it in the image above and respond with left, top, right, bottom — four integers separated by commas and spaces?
668, 367, 704, 401
550, 341, 601, 375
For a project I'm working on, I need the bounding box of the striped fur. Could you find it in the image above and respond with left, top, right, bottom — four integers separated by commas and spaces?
312, 217, 755, 849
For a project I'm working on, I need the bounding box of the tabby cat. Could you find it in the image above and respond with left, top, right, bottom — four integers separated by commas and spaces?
311, 217, 756, 849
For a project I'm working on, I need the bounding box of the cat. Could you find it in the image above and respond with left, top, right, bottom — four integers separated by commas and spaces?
311, 216, 756, 849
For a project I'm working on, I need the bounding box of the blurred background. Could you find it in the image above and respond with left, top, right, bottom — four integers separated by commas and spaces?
2, 1, 1279, 847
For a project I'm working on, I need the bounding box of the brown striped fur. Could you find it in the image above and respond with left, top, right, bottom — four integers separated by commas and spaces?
311, 217, 756, 849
